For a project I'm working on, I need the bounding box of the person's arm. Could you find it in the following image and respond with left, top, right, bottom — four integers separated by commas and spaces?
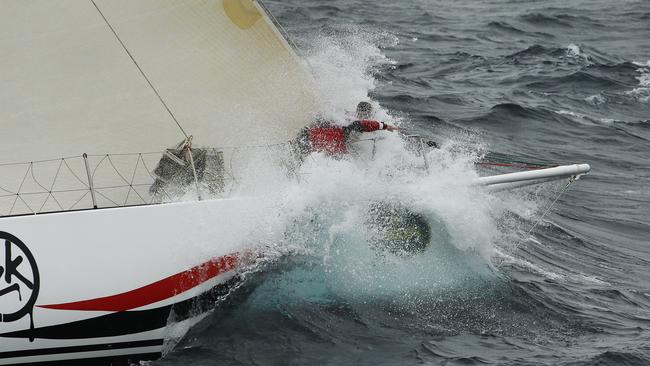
347, 120, 399, 132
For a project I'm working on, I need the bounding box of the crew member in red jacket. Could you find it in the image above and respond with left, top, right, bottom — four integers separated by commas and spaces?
297, 102, 398, 156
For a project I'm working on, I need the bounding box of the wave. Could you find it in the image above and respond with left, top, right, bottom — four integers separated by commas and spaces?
556, 13, 606, 28
507, 44, 558, 58
489, 103, 538, 118
517, 61, 649, 104
526, 69, 629, 92
158, 273, 588, 365
456, 102, 649, 144
410, 10, 449, 23
487, 21, 525, 34
484, 21, 556, 40
303, 4, 342, 15
575, 351, 650, 366
520, 13, 574, 27
625, 63, 650, 102
478, 103, 560, 125
622, 119, 650, 128
506, 44, 558, 61
388, 93, 469, 106
408, 32, 477, 43
376, 93, 472, 117
519, 8, 606, 26
452, 103, 596, 138
505, 44, 589, 66
504, 43, 627, 68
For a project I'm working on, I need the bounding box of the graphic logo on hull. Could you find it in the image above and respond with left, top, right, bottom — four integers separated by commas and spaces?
0, 231, 39, 341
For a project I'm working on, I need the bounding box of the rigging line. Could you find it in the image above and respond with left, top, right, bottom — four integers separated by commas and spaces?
10, 163, 32, 215
257, 0, 301, 54
256, 0, 314, 69
90, 0, 189, 139
69, 191, 91, 211
514, 177, 575, 252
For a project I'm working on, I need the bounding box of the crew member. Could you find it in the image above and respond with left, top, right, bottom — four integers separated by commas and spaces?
297, 102, 398, 156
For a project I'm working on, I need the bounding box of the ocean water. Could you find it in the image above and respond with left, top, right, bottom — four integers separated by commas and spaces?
153, 1, 650, 365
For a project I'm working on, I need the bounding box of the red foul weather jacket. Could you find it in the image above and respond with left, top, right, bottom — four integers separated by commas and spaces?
306, 120, 387, 155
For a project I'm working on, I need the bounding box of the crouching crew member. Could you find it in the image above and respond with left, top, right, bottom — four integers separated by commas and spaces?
297, 102, 398, 156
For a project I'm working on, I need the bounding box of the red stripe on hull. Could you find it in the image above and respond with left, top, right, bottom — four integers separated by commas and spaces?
38, 254, 239, 312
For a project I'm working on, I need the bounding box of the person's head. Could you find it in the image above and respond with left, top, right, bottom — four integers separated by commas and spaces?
313, 115, 333, 127
356, 101, 373, 120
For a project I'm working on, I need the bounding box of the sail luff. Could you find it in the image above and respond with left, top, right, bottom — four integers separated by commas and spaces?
253, 1, 303, 65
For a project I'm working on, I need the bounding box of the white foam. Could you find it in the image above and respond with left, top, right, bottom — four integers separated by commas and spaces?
555, 109, 614, 125
565, 43, 591, 63
494, 245, 612, 286
585, 94, 607, 106
570, 274, 609, 286
302, 26, 398, 121
626, 61, 650, 102
556, 109, 586, 118
567, 43, 581, 56
494, 248, 564, 280
632, 60, 650, 67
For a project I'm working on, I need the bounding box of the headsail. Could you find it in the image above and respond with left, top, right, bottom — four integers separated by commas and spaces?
0, 0, 318, 215
0, 0, 317, 162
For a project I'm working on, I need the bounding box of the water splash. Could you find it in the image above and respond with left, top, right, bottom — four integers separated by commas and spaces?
180, 25, 564, 310
195, 28, 563, 306
565, 43, 591, 64
626, 60, 650, 102
302, 25, 398, 121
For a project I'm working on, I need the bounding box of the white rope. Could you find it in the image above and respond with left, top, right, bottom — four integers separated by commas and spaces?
514, 176, 575, 251
90, 0, 189, 140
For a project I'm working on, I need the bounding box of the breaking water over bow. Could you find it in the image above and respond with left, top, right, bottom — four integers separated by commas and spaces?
151, 1, 650, 365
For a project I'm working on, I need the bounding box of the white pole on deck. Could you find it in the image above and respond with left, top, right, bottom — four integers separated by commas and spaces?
477, 164, 591, 186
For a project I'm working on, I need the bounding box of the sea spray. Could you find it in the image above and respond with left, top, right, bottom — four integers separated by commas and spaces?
188, 27, 551, 303
301, 25, 398, 121
172, 22, 559, 312
627, 60, 650, 102
230, 138, 503, 305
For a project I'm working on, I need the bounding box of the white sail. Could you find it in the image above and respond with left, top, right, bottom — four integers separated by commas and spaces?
0, 0, 317, 162
0, 0, 319, 215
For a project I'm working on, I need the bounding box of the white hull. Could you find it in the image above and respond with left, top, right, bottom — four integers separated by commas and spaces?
0, 198, 257, 365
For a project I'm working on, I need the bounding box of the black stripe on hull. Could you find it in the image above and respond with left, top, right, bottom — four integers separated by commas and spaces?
0, 306, 171, 340
0, 275, 241, 340
0, 275, 249, 365
15, 353, 162, 366
0, 339, 162, 359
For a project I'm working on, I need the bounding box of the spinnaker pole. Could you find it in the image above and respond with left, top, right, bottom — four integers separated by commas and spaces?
477, 163, 591, 187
